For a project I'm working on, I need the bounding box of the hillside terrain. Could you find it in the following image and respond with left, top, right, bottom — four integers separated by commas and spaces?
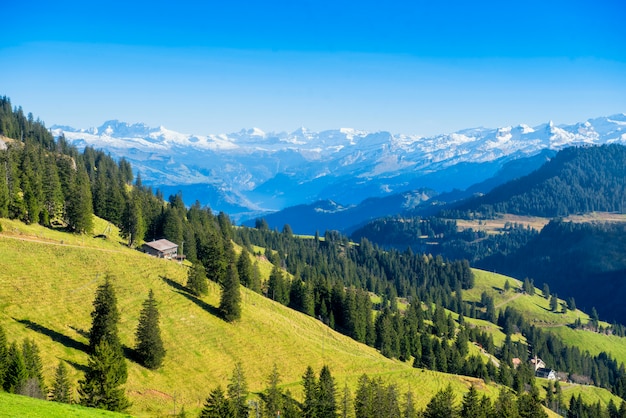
2, 218, 626, 416
2, 97, 626, 417
0, 218, 497, 416
353, 144, 626, 324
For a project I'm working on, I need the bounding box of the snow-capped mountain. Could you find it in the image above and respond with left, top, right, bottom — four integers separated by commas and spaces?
51, 114, 626, 219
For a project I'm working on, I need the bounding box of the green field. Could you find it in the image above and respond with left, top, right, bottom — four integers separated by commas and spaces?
466, 269, 626, 366
1, 218, 623, 416
0, 218, 496, 416
0, 392, 130, 418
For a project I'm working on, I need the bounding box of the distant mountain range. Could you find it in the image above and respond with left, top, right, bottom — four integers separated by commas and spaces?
51, 114, 626, 223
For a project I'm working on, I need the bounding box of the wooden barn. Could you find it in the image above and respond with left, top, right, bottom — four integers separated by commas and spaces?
142, 239, 178, 259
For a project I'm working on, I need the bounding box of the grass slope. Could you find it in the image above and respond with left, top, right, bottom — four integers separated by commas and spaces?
0, 392, 130, 418
466, 269, 626, 367
0, 218, 492, 416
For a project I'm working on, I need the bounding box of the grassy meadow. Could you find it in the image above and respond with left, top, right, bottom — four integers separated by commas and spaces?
0, 218, 492, 416
0, 392, 130, 418
1, 218, 623, 416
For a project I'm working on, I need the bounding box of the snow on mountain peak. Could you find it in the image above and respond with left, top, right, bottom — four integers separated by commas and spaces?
50, 113, 625, 202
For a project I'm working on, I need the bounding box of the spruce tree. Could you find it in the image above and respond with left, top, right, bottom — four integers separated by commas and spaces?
0, 161, 10, 218
200, 385, 233, 418
460, 385, 482, 418
66, 167, 93, 233
79, 340, 130, 412
135, 289, 166, 369
403, 389, 418, 418
302, 365, 318, 418
42, 154, 64, 225
424, 384, 458, 418
89, 275, 122, 353
220, 262, 242, 322
227, 362, 249, 418
317, 365, 337, 418
21, 338, 45, 397
187, 262, 209, 296
4, 342, 27, 393
121, 192, 145, 247
50, 361, 73, 403
0, 324, 8, 389
263, 364, 283, 418
236, 248, 254, 288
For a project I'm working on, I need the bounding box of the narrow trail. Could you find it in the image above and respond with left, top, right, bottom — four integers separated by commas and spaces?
0, 232, 129, 254
495, 292, 523, 309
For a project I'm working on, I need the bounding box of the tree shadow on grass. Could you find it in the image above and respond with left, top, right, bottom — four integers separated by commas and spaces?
161, 275, 224, 320
69, 325, 89, 339
15, 318, 89, 353
160, 275, 188, 293
176, 290, 223, 320
65, 359, 89, 374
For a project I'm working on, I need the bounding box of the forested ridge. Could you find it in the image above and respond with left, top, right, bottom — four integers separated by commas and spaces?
447, 144, 626, 218
3, 96, 626, 416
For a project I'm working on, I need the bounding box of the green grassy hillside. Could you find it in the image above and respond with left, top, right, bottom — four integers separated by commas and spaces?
0, 218, 496, 416
0, 392, 130, 418
466, 269, 626, 366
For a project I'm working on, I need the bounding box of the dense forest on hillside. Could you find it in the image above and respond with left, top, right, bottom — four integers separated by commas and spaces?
446, 144, 626, 219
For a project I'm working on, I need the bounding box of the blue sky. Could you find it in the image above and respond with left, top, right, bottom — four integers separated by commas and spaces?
1, 0, 625, 136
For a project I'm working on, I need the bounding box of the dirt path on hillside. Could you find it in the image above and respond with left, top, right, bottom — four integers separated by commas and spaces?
0, 232, 129, 254
495, 292, 523, 309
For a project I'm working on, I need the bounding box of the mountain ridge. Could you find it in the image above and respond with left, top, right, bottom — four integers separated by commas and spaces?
51, 113, 626, 217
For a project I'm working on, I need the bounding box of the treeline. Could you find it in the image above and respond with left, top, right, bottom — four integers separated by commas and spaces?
350, 216, 459, 248
233, 222, 626, 397
200, 362, 626, 418
233, 225, 474, 340
351, 216, 538, 266
445, 144, 626, 219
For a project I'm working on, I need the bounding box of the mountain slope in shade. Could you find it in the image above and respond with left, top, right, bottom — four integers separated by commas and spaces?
51, 114, 626, 216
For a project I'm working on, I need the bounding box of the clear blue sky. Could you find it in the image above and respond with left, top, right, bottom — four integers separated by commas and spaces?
1, 0, 625, 136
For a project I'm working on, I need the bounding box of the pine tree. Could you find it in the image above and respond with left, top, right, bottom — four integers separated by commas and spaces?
227, 362, 249, 418
0, 324, 8, 389
121, 192, 145, 247
339, 383, 353, 418
89, 275, 122, 353
317, 365, 337, 418
66, 167, 93, 233
424, 384, 458, 418
42, 154, 64, 225
135, 289, 166, 369
302, 366, 318, 418
79, 340, 130, 412
21, 338, 45, 397
200, 386, 233, 418
220, 262, 242, 322
550, 294, 559, 312
0, 160, 10, 218
187, 262, 209, 296
263, 364, 283, 418
50, 361, 73, 403
4, 342, 27, 393
403, 389, 418, 418
517, 385, 547, 418
237, 248, 254, 288
460, 385, 483, 418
